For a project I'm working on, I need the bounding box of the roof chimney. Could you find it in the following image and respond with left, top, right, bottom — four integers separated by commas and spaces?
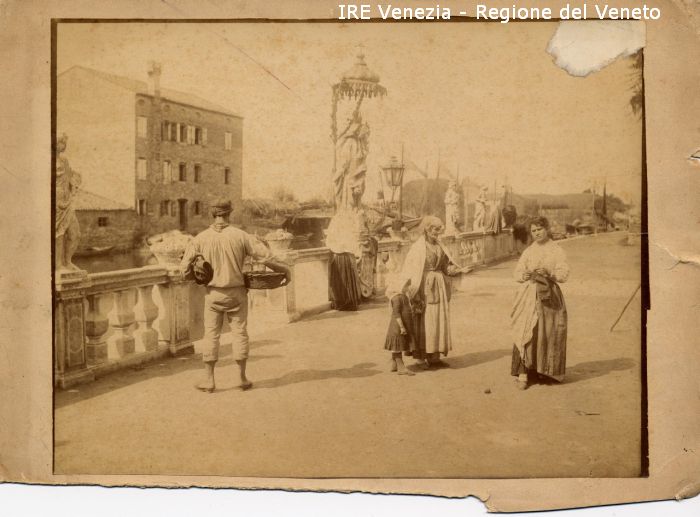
147, 61, 162, 97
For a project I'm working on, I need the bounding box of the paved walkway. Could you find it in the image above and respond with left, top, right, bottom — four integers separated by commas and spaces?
55, 232, 643, 478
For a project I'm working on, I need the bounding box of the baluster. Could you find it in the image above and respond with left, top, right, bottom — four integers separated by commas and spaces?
134, 285, 158, 352
85, 293, 109, 365
107, 289, 136, 358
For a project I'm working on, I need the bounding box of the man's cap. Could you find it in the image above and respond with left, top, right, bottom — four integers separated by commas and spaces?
211, 199, 233, 216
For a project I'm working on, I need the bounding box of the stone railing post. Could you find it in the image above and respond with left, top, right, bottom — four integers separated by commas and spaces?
133, 285, 159, 352
154, 267, 194, 356
107, 289, 136, 358
84, 293, 109, 366
54, 270, 94, 387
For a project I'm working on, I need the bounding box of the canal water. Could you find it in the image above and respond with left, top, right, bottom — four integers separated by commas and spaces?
74, 238, 325, 274
74, 249, 157, 274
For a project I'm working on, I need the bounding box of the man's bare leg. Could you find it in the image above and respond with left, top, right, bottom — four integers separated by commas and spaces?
195, 361, 216, 392
236, 359, 252, 390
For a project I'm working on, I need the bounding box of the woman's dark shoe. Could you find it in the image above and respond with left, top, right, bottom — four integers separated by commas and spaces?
414, 360, 430, 370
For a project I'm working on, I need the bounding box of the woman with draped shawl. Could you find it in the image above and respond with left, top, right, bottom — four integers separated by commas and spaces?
398, 216, 465, 369
510, 216, 570, 390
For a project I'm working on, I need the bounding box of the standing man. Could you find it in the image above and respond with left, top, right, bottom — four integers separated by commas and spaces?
181, 199, 291, 393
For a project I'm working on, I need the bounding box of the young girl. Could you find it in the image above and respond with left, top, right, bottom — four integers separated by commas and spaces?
384, 277, 417, 375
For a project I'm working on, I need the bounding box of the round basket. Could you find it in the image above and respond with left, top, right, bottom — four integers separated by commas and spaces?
244, 271, 288, 290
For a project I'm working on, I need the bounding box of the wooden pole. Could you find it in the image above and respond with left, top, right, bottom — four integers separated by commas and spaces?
399, 143, 404, 224
610, 284, 641, 332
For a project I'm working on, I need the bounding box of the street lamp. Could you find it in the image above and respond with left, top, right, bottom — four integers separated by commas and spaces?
382, 155, 405, 230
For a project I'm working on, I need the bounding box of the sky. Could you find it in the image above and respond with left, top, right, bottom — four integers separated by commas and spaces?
57, 21, 643, 203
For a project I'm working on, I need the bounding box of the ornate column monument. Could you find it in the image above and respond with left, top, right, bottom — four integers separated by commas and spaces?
326, 52, 387, 299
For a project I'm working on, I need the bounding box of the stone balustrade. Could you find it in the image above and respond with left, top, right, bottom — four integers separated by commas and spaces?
54, 265, 195, 388
375, 229, 516, 291
54, 230, 515, 388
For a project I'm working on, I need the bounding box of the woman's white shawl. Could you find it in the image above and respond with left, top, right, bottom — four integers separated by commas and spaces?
390, 235, 456, 299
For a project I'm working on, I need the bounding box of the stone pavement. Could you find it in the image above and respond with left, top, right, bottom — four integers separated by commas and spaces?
55, 232, 643, 478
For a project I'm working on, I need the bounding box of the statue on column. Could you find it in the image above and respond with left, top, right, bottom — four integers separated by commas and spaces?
55, 134, 82, 271
484, 184, 506, 234
333, 108, 370, 210
472, 185, 488, 231
444, 180, 461, 236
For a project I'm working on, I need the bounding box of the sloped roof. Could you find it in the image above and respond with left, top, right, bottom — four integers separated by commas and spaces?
60, 65, 240, 117
74, 189, 133, 211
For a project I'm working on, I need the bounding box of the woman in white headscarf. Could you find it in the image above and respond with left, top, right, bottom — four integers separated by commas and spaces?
398, 216, 465, 368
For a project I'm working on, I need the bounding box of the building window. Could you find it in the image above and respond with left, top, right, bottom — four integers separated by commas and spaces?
137, 199, 147, 215
97, 217, 108, 227
162, 160, 172, 184
194, 164, 201, 183
160, 200, 170, 217
170, 201, 177, 216
137, 116, 148, 138
225, 131, 232, 150
195, 127, 203, 145
194, 201, 201, 216
224, 167, 231, 184
179, 124, 187, 143
137, 158, 148, 180
179, 162, 187, 182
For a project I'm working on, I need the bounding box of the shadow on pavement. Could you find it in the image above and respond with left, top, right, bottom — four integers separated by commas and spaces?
252, 362, 381, 390
565, 357, 637, 384
303, 302, 384, 323
446, 348, 512, 370
55, 339, 283, 408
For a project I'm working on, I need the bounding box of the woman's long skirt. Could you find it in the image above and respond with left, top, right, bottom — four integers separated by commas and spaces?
511, 282, 567, 381
414, 271, 453, 357
329, 252, 362, 311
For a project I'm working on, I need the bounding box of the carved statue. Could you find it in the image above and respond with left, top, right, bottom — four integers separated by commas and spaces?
334, 109, 370, 210
444, 180, 461, 235
484, 184, 506, 234
55, 134, 82, 271
472, 185, 488, 231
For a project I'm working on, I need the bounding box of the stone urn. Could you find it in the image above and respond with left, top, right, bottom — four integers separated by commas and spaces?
264, 229, 294, 253
148, 230, 193, 266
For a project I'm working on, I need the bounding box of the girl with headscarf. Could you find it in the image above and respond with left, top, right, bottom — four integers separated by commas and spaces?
383, 275, 417, 375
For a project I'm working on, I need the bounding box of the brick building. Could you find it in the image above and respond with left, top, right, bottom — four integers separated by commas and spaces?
73, 190, 139, 253
58, 63, 242, 239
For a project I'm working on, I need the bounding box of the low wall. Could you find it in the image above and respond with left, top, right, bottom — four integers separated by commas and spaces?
376, 230, 516, 291
54, 231, 515, 388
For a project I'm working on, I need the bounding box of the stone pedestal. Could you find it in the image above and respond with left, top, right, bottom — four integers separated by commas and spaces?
55, 269, 94, 388
162, 267, 195, 356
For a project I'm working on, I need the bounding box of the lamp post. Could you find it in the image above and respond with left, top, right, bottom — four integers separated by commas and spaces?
382, 155, 405, 231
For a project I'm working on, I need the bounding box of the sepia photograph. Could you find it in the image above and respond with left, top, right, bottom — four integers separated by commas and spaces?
52, 19, 645, 479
